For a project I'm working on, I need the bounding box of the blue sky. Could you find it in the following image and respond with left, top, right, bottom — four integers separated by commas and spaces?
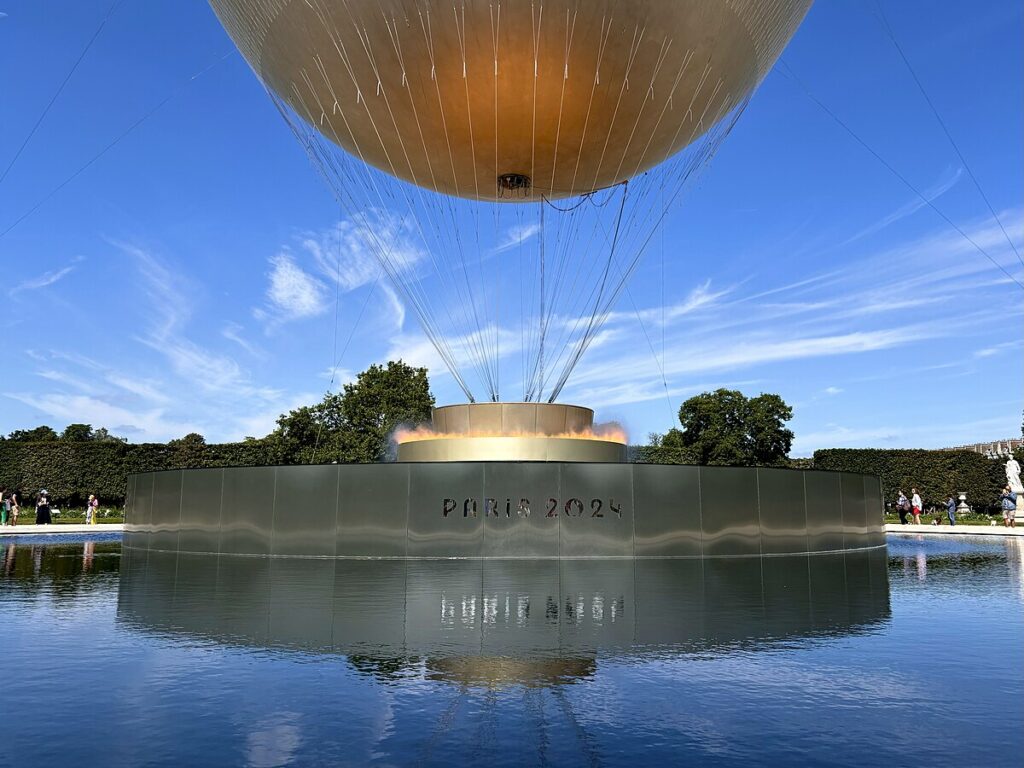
1, 0, 1021, 454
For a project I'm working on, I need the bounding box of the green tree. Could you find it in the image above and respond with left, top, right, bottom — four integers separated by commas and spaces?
61, 423, 95, 442
338, 361, 434, 462
167, 433, 208, 468
8, 426, 59, 442
92, 427, 127, 443
634, 428, 697, 464
270, 360, 434, 464
652, 388, 794, 466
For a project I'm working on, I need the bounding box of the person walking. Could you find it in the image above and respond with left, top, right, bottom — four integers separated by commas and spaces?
9, 492, 18, 526
1001, 486, 1018, 528
910, 488, 923, 525
945, 495, 957, 526
35, 491, 52, 526
1, 488, 9, 526
896, 491, 910, 525
87, 495, 99, 525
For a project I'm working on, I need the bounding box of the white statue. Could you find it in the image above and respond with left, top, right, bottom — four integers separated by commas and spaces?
1007, 457, 1023, 494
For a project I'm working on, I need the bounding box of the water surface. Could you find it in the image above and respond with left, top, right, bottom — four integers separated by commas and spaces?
1, 534, 1020, 766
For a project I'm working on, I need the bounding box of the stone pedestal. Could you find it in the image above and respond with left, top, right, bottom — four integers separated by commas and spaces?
1016, 495, 1024, 525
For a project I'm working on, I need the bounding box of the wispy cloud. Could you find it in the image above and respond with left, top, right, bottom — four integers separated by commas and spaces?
262, 254, 327, 322
221, 322, 263, 357
10, 257, 82, 295
836, 166, 963, 248
3, 241, 312, 442
493, 223, 541, 253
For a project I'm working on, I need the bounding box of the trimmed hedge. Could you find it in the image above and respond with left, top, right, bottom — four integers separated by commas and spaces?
0, 440, 277, 508
812, 448, 1009, 512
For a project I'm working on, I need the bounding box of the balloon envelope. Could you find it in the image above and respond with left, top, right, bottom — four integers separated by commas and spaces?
211, 0, 811, 201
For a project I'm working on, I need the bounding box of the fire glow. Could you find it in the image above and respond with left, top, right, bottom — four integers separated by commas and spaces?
394, 424, 628, 445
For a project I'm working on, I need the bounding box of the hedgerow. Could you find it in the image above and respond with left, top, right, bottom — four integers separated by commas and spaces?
812, 448, 1011, 512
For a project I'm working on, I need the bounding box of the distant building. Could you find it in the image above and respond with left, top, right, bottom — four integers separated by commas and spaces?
940, 439, 1022, 459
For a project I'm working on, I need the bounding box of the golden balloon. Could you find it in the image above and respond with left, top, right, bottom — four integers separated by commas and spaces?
211, 0, 811, 201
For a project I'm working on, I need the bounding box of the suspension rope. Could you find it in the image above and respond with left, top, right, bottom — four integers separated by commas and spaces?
778, 60, 1024, 291
0, 0, 126, 187
869, 0, 1023, 268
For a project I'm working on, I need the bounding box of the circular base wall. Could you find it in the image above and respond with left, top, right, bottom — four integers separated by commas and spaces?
123, 463, 886, 558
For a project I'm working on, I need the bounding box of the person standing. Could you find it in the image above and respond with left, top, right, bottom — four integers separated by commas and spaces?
1001, 486, 1018, 528
9, 492, 18, 526
35, 491, 52, 526
87, 495, 99, 525
945, 495, 957, 526
910, 488, 923, 525
896, 491, 910, 525
1, 488, 9, 526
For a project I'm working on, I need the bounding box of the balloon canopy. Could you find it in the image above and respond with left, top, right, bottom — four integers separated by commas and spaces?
210, 1, 811, 403
211, 0, 810, 201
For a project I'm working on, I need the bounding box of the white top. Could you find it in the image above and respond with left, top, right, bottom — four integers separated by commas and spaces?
911, 493, 922, 509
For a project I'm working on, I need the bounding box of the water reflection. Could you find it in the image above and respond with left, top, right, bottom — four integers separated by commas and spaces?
0, 538, 120, 593
117, 549, 891, 688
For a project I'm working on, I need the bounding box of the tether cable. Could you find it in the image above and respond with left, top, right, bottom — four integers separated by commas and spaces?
0, 50, 236, 241
778, 60, 1024, 291
0, 0, 126, 187
869, 0, 1023, 268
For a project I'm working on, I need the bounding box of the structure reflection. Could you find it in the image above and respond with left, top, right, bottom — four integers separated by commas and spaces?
118, 549, 891, 688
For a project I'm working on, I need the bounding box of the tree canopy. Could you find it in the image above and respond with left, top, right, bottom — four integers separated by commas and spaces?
7, 426, 59, 442
642, 389, 794, 467
270, 360, 434, 464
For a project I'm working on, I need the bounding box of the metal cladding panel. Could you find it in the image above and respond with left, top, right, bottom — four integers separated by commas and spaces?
863, 475, 887, 547
122, 474, 139, 549
404, 560, 485, 652
699, 467, 761, 557
536, 404, 568, 435
633, 560, 704, 645
131, 473, 155, 547
563, 406, 593, 434
632, 464, 701, 557
267, 559, 337, 650
178, 469, 224, 554
804, 471, 845, 553
337, 464, 409, 558
468, 403, 503, 433
218, 466, 275, 556
757, 468, 809, 555
558, 464, 634, 557
439, 404, 469, 433
841, 472, 868, 547
557, 560, 635, 651
332, 560, 408, 656
479, 560, 562, 655
407, 462, 484, 557
272, 465, 339, 557
431, 406, 447, 433
761, 555, 813, 637
501, 402, 537, 433
481, 463, 560, 557
150, 471, 183, 552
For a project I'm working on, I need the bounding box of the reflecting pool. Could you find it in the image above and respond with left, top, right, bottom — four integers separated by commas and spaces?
1, 534, 1021, 766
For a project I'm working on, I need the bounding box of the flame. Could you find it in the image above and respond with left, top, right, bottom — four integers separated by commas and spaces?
394, 424, 628, 445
